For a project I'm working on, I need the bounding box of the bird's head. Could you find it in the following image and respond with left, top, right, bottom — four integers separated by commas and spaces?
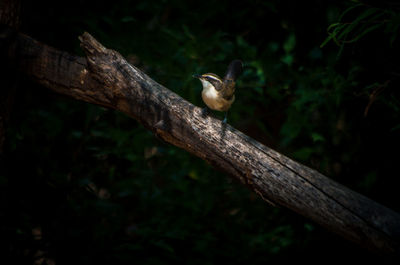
193, 60, 243, 92
192, 73, 223, 91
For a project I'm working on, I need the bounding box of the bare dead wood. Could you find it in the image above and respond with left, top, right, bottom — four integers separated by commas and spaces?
0, 0, 20, 153
1, 29, 400, 254
0, 0, 21, 28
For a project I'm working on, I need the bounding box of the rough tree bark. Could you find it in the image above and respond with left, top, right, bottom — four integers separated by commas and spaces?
1, 29, 400, 254
0, 0, 20, 153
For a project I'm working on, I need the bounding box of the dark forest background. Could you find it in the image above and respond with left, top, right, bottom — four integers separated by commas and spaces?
1, 0, 400, 264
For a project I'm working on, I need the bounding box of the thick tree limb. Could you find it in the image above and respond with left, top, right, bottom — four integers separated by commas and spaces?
0, 0, 20, 153
2, 29, 400, 254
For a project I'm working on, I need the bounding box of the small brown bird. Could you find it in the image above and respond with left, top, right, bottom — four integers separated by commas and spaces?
193, 60, 243, 123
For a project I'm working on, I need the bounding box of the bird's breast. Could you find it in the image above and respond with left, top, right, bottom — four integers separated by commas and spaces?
202, 86, 234, 112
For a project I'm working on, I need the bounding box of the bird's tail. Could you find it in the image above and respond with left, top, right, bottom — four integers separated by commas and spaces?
223, 60, 243, 81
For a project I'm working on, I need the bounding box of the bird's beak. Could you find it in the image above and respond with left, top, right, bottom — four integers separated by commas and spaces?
192, 74, 202, 79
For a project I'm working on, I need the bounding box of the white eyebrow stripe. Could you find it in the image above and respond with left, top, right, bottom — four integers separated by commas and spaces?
204, 75, 221, 82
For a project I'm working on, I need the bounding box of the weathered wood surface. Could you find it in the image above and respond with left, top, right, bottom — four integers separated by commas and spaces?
1, 29, 400, 253
0, 0, 20, 153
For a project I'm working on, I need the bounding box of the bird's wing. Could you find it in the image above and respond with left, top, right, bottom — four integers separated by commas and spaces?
221, 80, 235, 100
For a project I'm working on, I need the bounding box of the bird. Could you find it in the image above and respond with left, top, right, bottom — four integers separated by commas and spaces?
193, 60, 243, 123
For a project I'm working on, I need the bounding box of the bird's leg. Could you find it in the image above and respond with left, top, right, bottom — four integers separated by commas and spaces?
202, 106, 209, 116
222, 111, 228, 124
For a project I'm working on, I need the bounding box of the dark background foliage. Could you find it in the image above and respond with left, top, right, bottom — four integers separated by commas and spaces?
1, 0, 400, 264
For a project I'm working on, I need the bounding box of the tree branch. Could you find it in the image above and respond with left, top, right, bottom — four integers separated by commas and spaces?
0, 0, 20, 153
2, 29, 400, 253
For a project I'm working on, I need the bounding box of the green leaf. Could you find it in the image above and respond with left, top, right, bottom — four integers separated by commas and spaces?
291, 147, 314, 161
391, 124, 400, 132
345, 23, 384, 43
121, 16, 135, 23
311, 132, 325, 142
304, 223, 314, 231
320, 34, 333, 48
281, 54, 293, 66
283, 33, 296, 53
338, 3, 364, 21
182, 24, 195, 40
